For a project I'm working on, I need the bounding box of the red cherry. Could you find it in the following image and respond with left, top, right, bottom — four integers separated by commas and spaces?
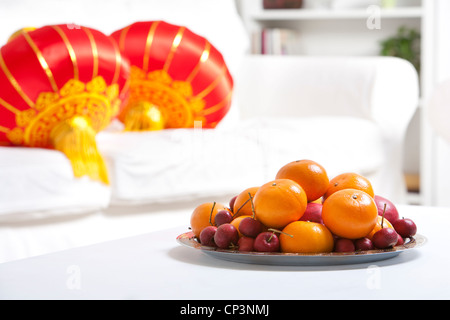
199, 226, 217, 247
239, 217, 263, 238
393, 218, 417, 238
237, 236, 255, 252
214, 210, 233, 227
334, 238, 355, 253
214, 223, 239, 249
374, 195, 400, 224
229, 195, 237, 213
372, 228, 398, 249
395, 233, 405, 246
299, 202, 323, 224
355, 237, 374, 251
254, 232, 280, 252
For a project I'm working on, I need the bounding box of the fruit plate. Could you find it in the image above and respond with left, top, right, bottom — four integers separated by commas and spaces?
176, 232, 427, 266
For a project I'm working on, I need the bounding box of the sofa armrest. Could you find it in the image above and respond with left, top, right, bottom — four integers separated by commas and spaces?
370, 56, 419, 139
235, 55, 419, 138
234, 54, 419, 203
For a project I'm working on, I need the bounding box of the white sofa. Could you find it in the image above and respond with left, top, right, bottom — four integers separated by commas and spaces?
98, 54, 418, 206
234, 54, 419, 203
0, 0, 419, 264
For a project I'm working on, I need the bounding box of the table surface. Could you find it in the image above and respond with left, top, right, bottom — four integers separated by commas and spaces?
0, 204, 449, 300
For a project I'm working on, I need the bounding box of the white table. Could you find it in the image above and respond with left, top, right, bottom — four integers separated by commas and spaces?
0, 205, 449, 300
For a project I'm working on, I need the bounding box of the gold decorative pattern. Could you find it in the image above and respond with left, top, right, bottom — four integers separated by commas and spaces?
123, 101, 164, 131
7, 76, 120, 148
124, 66, 205, 128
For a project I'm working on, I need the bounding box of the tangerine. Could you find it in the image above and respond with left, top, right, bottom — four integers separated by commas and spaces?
280, 221, 334, 253
365, 215, 394, 240
232, 186, 259, 218
323, 172, 374, 200
276, 159, 329, 202
190, 202, 225, 238
322, 189, 378, 239
254, 179, 307, 229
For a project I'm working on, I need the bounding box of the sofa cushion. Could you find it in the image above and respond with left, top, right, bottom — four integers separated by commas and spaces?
97, 123, 266, 205
98, 116, 385, 205
0, 147, 111, 222
237, 116, 385, 181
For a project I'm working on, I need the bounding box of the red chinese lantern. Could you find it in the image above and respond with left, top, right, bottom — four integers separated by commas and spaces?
110, 21, 233, 130
0, 24, 130, 184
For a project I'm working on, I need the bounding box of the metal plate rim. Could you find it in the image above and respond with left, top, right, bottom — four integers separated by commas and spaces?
176, 231, 426, 266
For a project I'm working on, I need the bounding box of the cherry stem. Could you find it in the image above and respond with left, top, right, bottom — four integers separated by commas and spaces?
381, 203, 387, 228
248, 192, 256, 219
209, 202, 216, 226
234, 198, 250, 216
268, 228, 293, 238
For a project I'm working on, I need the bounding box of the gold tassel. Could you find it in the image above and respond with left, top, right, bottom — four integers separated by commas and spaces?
50, 116, 109, 184
123, 101, 165, 131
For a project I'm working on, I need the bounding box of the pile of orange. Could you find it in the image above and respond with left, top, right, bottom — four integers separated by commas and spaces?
189, 159, 398, 254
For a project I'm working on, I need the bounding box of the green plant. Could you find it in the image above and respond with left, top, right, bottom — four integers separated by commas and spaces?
380, 26, 421, 74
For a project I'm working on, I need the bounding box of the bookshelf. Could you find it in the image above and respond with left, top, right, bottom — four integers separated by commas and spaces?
238, 1, 423, 56
251, 7, 423, 21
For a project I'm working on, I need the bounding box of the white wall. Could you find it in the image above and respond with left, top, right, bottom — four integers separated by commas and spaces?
421, 0, 450, 206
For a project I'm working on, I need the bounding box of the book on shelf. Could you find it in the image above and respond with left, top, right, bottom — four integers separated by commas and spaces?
252, 28, 299, 55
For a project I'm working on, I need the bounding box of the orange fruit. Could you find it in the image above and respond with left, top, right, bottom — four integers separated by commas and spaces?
323, 172, 374, 200
232, 186, 259, 218
190, 202, 225, 238
253, 179, 307, 229
365, 215, 394, 240
276, 159, 329, 202
230, 215, 252, 237
322, 189, 378, 239
280, 221, 334, 253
